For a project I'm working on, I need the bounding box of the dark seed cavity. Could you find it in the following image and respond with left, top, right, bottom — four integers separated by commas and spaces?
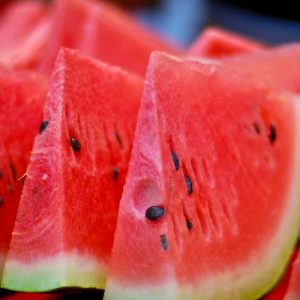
0, 196, 3, 205
171, 151, 180, 171
10, 163, 16, 180
268, 124, 277, 145
160, 234, 168, 250
70, 137, 81, 152
145, 206, 165, 221
8, 183, 13, 193
39, 120, 49, 133
184, 175, 193, 194
253, 122, 261, 134
0, 168, 3, 179
112, 167, 119, 180
186, 219, 193, 230
115, 131, 123, 149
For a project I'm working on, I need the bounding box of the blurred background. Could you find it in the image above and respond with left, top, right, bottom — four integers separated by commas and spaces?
135, 0, 300, 46
1, 0, 300, 46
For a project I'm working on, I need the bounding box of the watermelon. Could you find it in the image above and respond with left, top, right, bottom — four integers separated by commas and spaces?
264, 248, 300, 300
190, 45, 300, 94
188, 27, 264, 57
223, 45, 300, 93
0, 0, 51, 70
104, 52, 300, 300
1, 48, 143, 292
0, 69, 47, 279
39, 0, 179, 76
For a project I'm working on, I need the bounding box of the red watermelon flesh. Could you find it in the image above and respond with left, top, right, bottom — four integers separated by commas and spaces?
0, 69, 47, 279
190, 44, 300, 95
264, 248, 300, 300
188, 27, 264, 57
223, 44, 300, 94
0, 0, 51, 70
39, 0, 179, 76
104, 52, 300, 300
1, 48, 143, 292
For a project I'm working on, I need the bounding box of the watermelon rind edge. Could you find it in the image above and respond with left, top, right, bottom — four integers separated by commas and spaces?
1, 251, 107, 291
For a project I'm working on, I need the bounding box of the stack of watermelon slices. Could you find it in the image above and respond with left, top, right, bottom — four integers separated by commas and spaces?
0, 0, 300, 299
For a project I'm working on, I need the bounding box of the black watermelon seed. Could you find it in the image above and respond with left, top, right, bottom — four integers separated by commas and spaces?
186, 219, 193, 230
253, 122, 261, 134
0, 196, 3, 205
145, 206, 165, 221
115, 131, 123, 149
10, 163, 16, 180
70, 137, 81, 152
184, 175, 193, 194
39, 120, 49, 133
268, 124, 277, 145
112, 167, 119, 180
171, 151, 180, 171
160, 234, 168, 250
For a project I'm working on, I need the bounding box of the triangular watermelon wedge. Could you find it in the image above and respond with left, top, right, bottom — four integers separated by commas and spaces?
39, 0, 179, 76
0, 68, 47, 279
188, 27, 264, 57
1, 48, 143, 292
104, 52, 300, 300
0, 0, 51, 70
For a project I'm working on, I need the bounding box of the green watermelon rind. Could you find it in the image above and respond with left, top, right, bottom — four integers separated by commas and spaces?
104, 100, 300, 300
1, 252, 107, 291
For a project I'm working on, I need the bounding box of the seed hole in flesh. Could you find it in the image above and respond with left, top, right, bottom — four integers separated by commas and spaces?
112, 167, 119, 180
171, 151, 180, 171
8, 183, 13, 193
186, 219, 193, 231
145, 206, 165, 221
253, 122, 261, 134
160, 234, 168, 250
115, 131, 123, 149
184, 175, 193, 194
0, 196, 3, 205
10, 163, 16, 180
39, 120, 49, 133
268, 124, 277, 145
70, 137, 81, 152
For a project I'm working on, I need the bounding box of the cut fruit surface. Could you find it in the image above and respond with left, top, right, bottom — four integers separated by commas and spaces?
0, 68, 47, 280
1, 48, 143, 291
188, 27, 264, 57
104, 52, 300, 300
223, 44, 300, 93
0, 0, 51, 70
39, 0, 179, 76
191, 44, 300, 94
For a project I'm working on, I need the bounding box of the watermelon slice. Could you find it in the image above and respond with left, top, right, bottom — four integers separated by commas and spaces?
188, 27, 264, 57
39, 0, 179, 76
1, 48, 143, 292
0, 0, 51, 70
104, 52, 300, 299
264, 248, 300, 300
0, 69, 47, 279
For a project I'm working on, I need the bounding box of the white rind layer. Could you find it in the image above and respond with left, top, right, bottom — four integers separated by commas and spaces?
1, 251, 107, 291
104, 101, 300, 300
